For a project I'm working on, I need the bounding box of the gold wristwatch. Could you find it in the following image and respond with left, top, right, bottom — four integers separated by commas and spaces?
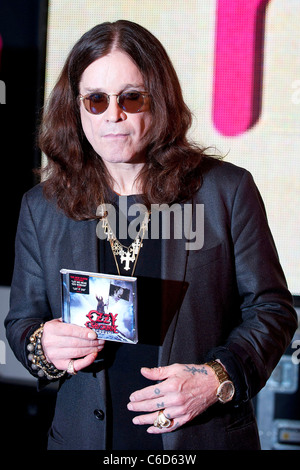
205, 360, 235, 403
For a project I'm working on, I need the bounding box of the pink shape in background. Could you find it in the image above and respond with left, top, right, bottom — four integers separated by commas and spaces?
213, 0, 270, 136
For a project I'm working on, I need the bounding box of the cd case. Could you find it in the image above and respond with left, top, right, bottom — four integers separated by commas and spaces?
60, 269, 138, 344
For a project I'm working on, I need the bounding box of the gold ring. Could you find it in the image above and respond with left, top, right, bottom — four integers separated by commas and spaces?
67, 359, 77, 375
153, 410, 173, 429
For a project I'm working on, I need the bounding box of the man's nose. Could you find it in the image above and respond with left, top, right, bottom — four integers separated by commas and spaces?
104, 95, 126, 122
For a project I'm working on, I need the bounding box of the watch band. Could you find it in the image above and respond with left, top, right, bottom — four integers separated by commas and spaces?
205, 360, 235, 403
205, 360, 229, 384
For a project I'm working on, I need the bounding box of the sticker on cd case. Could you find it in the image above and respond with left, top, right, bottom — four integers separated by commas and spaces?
60, 269, 138, 344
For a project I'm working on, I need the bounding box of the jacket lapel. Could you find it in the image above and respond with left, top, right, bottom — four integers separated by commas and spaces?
159, 202, 191, 366
68, 218, 99, 273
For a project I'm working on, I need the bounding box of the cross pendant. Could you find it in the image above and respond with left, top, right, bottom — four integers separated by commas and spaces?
119, 249, 135, 271
131, 237, 143, 255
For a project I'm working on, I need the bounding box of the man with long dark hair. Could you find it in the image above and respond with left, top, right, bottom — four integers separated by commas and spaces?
5, 20, 297, 450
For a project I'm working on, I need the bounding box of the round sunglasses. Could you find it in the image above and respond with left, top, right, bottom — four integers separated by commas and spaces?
79, 91, 150, 115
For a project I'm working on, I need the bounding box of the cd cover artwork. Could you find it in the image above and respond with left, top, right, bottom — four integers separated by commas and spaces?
60, 269, 138, 343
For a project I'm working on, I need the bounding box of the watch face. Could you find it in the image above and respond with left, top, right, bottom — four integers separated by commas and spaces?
217, 381, 235, 403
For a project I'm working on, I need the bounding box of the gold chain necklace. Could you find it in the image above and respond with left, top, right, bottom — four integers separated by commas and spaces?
98, 203, 150, 277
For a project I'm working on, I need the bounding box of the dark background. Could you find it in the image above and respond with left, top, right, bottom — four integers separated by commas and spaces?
0, 0, 47, 286
0, 0, 55, 451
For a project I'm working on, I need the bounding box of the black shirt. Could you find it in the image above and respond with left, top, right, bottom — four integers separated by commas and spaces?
99, 195, 163, 450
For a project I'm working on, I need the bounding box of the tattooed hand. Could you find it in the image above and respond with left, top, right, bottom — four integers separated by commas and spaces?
127, 363, 220, 433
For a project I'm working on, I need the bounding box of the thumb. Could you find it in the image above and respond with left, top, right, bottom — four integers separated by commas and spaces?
140, 365, 172, 381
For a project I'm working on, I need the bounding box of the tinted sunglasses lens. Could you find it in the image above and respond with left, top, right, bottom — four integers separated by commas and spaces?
84, 93, 108, 114
119, 92, 144, 113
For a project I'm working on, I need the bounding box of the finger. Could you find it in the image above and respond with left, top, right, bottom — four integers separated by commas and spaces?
132, 410, 158, 426
129, 382, 165, 403
44, 318, 98, 340
128, 366, 178, 404
55, 321, 99, 340
140, 365, 176, 381
127, 393, 166, 412
57, 351, 98, 373
52, 344, 104, 360
44, 339, 105, 369
147, 409, 182, 434
132, 410, 179, 434
47, 335, 104, 349
128, 388, 183, 413
129, 366, 182, 403
147, 420, 179, 434
68, 325, 98, 340
43, 320, 104, 355
72, 352, 98, 372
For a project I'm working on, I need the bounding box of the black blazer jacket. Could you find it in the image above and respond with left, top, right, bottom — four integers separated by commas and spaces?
5, 158, 297, 450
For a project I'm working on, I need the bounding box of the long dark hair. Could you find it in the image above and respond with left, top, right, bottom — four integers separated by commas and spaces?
39, 20, 210, 220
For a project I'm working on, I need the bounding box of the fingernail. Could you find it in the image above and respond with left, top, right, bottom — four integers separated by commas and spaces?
127, 403, 133, 410
88, 331, 96, 339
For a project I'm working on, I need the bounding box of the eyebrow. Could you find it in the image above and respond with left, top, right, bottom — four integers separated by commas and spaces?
83, 84, 146, 94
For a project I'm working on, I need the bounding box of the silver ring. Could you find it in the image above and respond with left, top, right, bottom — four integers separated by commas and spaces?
67, 359, 77, 375
153, 410, 173, 429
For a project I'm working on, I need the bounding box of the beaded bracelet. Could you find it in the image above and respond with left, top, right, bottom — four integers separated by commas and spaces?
27, 323, 66, 380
